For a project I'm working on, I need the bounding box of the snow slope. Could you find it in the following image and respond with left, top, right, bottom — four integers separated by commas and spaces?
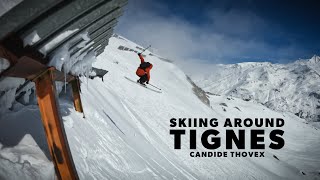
190, 57, 320, 122
0, 35, 320, 179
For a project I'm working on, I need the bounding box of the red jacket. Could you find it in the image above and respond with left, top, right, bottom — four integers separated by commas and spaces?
138, 54, 145, 63
136, 54, 153, 81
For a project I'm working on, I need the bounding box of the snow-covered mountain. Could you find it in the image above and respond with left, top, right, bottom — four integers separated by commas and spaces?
191, 56, 320, 122
0, 35, 320, 179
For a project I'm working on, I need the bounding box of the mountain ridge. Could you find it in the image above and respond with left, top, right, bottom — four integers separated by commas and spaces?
191, 55, 320, 122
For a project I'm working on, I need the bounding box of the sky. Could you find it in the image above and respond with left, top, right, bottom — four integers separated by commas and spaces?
115, 0, 320, 65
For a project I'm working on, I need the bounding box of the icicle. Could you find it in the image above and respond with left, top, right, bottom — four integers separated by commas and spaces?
64, 70, 67, 94
33, 88, 36, 103
86, 64, 89, 90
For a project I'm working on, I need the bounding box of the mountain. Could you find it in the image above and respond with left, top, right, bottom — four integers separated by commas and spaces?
191, 56, 320, 122
0, 35, 320, 179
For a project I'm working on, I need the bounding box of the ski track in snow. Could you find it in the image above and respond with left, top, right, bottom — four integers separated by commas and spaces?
0, 36, 320, 179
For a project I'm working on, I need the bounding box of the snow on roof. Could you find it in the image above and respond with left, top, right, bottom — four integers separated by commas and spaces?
40, 29, 79, 54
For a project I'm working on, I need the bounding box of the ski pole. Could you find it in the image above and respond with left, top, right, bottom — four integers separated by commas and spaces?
148, 83, 161, 90
140, 45, 151, 55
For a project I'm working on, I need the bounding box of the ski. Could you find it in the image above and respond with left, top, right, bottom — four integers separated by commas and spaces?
124, 76, 162, 93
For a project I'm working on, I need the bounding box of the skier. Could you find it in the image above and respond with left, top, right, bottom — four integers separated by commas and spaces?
136, 53, 153, 85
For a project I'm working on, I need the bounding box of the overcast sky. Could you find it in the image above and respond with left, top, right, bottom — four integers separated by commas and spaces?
115, 0, 320, 65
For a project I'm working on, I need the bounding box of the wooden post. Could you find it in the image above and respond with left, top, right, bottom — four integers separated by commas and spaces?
71, 77, 84, 113
0, 44, 18, 66
34, 67, 79, 180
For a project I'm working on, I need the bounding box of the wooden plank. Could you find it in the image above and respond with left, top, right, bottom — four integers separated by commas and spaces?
53, 70, 75, 82
1, 54, 75, 83
71, 77, 84, 113
34, 68, 79, 180
1, 56, 47, 80
0, 33, 25, 59
1, 33, 48, 64
0, 44, 18, 66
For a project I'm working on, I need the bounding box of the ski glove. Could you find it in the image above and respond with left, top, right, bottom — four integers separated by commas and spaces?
138, 53, 141, 56
146, 81, 149, 84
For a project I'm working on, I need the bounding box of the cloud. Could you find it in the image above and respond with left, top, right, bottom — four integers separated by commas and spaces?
206, 9, 267, 38
115, 0, 305, 66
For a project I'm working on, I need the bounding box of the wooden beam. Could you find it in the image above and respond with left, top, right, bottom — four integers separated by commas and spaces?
1, 56, 47, 80
1, 55, 75, 83
0, 33, 48, 64
0, 44, 18, 66
53, 69, 75, 82
71, 77, 84, 113
34, 67, 79, 180
0, 33, 27, 59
